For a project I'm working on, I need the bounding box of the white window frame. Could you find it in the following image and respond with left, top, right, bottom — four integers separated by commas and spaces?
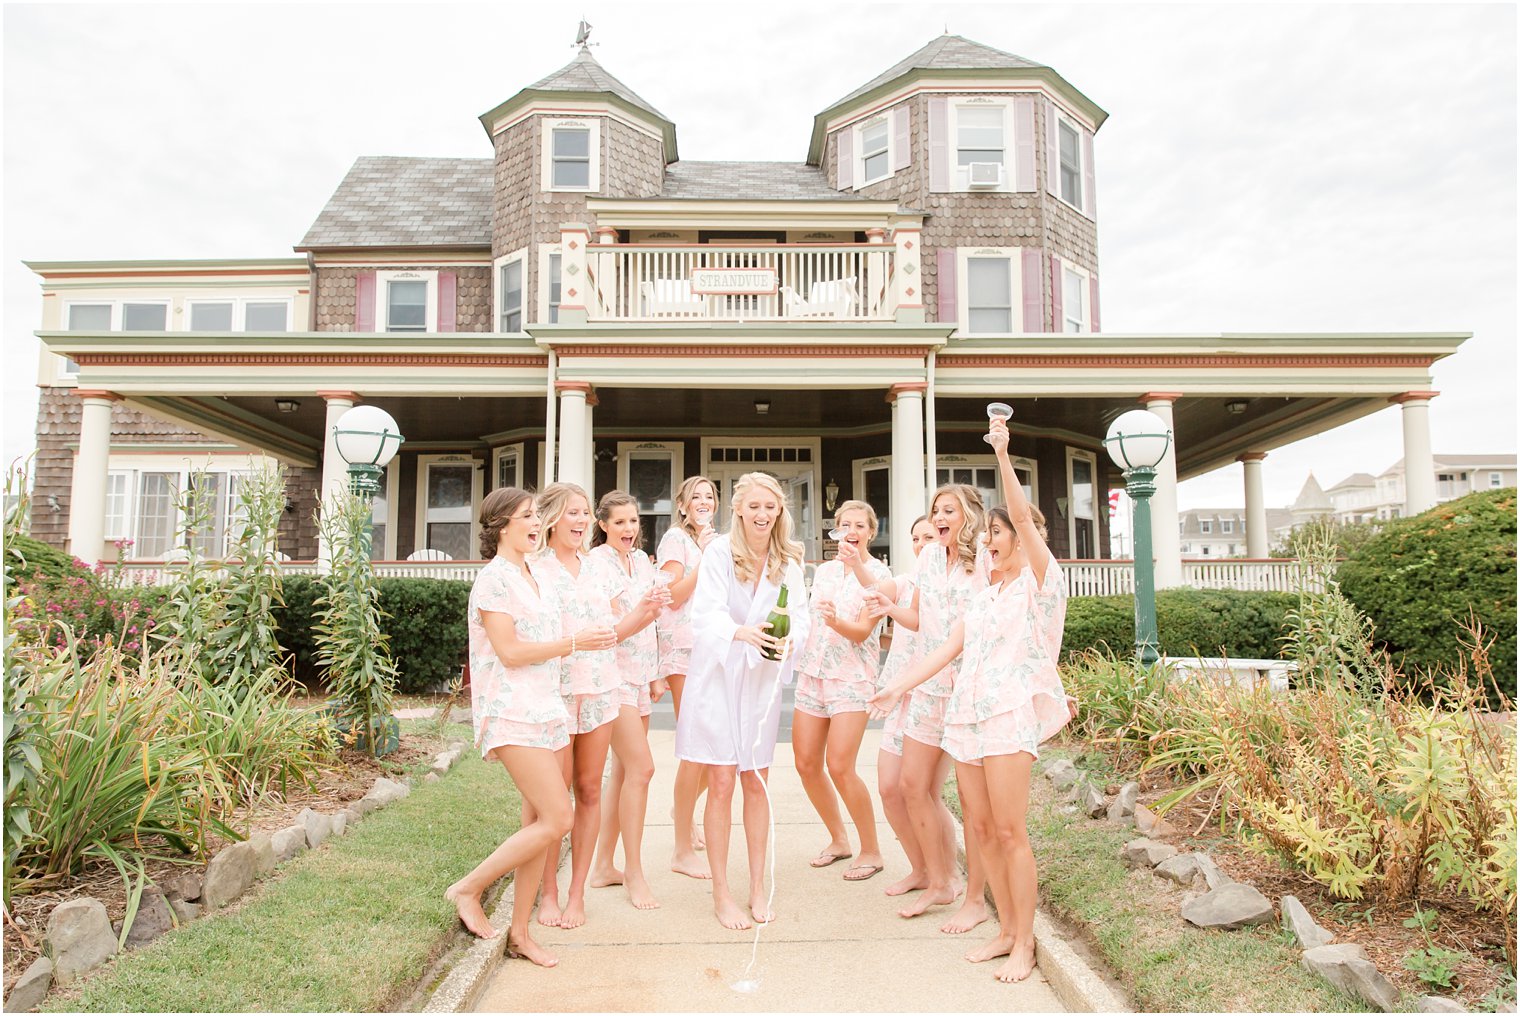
1222, 519, 1234, 534
1060, 261, 1091, 333
536, 244, 562, 325
1200, 519, 1212, 534
368, 458, 402, 561
1054, 111, 1086, 212
1490, 471, 1505, 488
492, 443, 525, 492
855, 115, 893, 187
494, 250, 527, 333
951, 98, 1013, 193
1065, 447, 1100, 559
376, 270, 437, 334
414, 454, 482, 560
120, 299, 172, 332
957, 248, 1023, 336
184, 297, 295, 332
60, 301, 115, 379
104, 471, 132, 541
617, 441, 684, 552
542, 118, 601, 192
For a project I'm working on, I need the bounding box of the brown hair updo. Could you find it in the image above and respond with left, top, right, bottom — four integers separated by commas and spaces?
478, 486, 533, 558
590, 489, 639, 548
988, 504, 1048, 542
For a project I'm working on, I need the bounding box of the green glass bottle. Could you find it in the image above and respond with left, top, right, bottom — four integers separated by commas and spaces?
761, 583, 790, 662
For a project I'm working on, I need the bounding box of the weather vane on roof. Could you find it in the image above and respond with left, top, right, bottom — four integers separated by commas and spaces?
574, 19, 594, 49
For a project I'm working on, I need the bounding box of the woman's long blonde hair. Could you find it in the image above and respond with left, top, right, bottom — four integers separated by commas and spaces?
729, 471, 803, 586
675, 475, 718, 542
931, 483, 986, 574
535, 482, 589, 554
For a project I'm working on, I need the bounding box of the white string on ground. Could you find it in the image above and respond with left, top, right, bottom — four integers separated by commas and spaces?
730, 637, 788, 994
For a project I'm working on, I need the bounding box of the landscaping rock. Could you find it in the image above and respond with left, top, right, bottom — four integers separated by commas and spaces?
343, 806, 363, 827
360, 776, 410, 811
1080, 784, 1107, 818
249, 832, 276, 874
423, 771, 441, 783
7, 955, 53, 1012
202, 840, 256, 909
1154, 853, 1201, 886
1194, 852, 1233, 890
1301, 943, 1399, 1011
45, 898, 117, 984
1120, 838, 1178, 869
168, 896, 201, 925
172, 871, 203, 902
123, 890, 176, 948
1181, 882, 1274, 929
1416, 996, 1466, 1013
298, 808, 333, 848
272, 824, 307, 862
1107, 781, 1140, 821
330, 811, 348, 837
1043, 759, 1079, 790
1280, 894, 1334, 950
1134, 803, 1179, 837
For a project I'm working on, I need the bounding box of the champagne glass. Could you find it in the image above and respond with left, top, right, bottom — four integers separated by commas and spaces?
982, 402, 1014, 445
652, 568, 673, 607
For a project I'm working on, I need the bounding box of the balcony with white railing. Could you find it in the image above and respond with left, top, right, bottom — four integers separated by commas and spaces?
578, 243, 899, 323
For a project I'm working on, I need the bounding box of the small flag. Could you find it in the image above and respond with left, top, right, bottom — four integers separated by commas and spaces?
1108, 489, 1122, 520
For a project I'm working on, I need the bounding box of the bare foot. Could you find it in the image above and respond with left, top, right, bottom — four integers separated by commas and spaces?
625, 870, 660, 910
965, 935, 1015, 964
995, 942, 1037, 983
715, 896, 752, 930
749, 893, 776, 925
588, 867, 623, 888
537, 892, 563, 928
671, 849, 712, 880
692, 825, 706, 851
898, 885, 958, 919
445, 882, 497, 939
557, 897, 587, 930
941, 896, 991, 935
505, 932, 559, 968
884, 870, 929, 897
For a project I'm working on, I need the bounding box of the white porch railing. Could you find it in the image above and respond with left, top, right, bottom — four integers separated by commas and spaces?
117, 557, 1317, 594
582, 244, 897, 322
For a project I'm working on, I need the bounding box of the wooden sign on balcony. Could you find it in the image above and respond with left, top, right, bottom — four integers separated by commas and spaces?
691, 268, 778, 295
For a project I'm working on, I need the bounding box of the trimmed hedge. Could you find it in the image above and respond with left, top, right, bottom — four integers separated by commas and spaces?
7, 534, 89, 583
275, 575, 470, 694
1337, 487, 1517, 697
1062, 588, 1296, 662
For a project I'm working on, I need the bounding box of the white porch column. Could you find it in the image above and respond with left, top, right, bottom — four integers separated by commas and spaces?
1142, 392, 1184, 588
557, 382, 592, 492
1394, 390, 1439, 515
583, 391, 597, 500
1239, 452, 1269, 558
889, 382, 927, 569
316, 390, 358, 567
68, 390, 120, 565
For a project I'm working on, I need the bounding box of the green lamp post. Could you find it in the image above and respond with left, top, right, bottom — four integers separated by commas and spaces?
1102, 409, 1173, 666
332, 405, 404, 556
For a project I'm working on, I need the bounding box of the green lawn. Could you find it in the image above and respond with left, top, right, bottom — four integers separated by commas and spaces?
946, 754, 1366, 1013
47, 725, 519, 1013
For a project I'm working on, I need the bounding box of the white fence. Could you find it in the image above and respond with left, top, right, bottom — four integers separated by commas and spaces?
118, 557, 1318, 594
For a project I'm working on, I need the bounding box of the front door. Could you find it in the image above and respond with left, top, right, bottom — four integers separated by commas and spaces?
709, 460, 819, 561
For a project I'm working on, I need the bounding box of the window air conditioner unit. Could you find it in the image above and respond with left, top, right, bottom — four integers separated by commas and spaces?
968, 162, 1003, 188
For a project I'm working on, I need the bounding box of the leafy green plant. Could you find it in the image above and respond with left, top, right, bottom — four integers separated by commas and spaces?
207, 465, 289, 696
1402, 905, 1439, 932
1403, 945, 1468, 988
154, 472, 230, 683
4, 461, 43, 902
314, 491, 399, 755
1062, 588, 1297, 663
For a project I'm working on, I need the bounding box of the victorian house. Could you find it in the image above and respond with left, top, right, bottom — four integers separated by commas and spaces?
28, 34, 1465, 586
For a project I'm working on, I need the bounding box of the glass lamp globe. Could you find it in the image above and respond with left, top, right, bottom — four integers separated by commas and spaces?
333, 405, 404, 468
1103, 409, 1172, 471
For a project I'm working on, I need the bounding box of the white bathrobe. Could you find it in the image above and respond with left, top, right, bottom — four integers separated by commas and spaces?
674, 533, 811, 772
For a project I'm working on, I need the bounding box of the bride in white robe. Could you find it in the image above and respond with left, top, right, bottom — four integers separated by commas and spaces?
674, 472, 810, 930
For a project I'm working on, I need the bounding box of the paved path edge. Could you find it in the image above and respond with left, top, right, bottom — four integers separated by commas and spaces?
422, 882, 514, 1013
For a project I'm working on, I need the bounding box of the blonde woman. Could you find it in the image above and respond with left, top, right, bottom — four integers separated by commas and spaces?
675, 471, 810, 930
791, 499, 892, 881
530, 482, 624, 929
446, 487, 616, 963
872, 419, 1073, 982
868, 484, 991, 927
659, 475, 720, 880
585, 490, 669, 913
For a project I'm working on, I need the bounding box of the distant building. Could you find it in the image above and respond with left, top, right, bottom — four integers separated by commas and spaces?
1327, 454, 1516, 523
1178, 506, 1291, 558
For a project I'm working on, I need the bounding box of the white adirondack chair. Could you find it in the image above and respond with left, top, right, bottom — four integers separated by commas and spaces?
639, 279, 706, 317
781, 277, 858, 318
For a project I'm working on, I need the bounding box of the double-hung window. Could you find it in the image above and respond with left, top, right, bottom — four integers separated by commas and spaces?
859, 118, 890, 184
386, 281, 428, 333
1058, 118, 1083, 209
1222, 519, 1234, 534
1491, 472, 1505, 488
966, 256, 1014, 334
1201, 519, 1212, 534
498, 257, 524, 331
552, 126, 592, 189
957, 107, 1005, 174
545, 253, 561, 324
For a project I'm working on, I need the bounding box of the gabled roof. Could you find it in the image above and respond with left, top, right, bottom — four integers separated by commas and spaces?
479, 48, 677, 162
808, 33, 1107, 164
297, 157, 493, 250
827, 34, 1042, 109
661, 162, 865, 201
1327, 472, 1377, 492
1380, 453, 1517, 476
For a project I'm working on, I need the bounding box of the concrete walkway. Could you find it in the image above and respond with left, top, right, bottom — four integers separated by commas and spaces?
472, 728, 1066, 1013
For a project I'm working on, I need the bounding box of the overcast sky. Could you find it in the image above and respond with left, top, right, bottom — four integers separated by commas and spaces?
4, 2, 1515, 513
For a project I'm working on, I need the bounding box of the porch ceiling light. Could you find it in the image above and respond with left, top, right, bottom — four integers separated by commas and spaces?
754, 399, 771, 415
1225, 400, 1249, 415
1103, 409, 1172, 472
333, 405, 404, 469
275, 398, 301, 413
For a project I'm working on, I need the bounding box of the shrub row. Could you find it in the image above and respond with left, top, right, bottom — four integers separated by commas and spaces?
1061, 588, 1296, 662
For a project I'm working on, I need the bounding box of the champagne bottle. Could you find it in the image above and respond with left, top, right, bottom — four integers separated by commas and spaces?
761, 583, 790, 662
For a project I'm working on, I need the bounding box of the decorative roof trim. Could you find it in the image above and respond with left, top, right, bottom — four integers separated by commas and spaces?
478, 89, 678, 163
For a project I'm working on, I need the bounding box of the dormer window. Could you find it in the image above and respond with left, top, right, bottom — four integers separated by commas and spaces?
375, 270, 437, 333
543, 119, 600, 192
860, 118, 890, 184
